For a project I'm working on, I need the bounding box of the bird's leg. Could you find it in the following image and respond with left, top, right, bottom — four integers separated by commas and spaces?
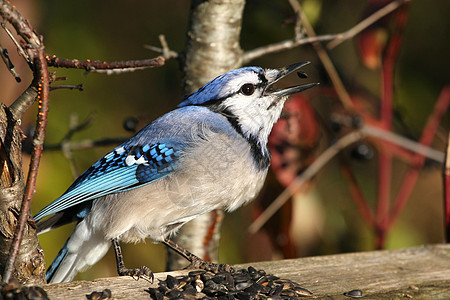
111, 238, 154, 282
163, 237, 234, 273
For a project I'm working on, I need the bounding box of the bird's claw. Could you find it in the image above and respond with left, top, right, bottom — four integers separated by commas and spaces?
118, 266, 154, 283
187, 258, 235, 273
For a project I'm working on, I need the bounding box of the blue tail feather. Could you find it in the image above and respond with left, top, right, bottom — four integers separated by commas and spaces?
46, 239, 69, 283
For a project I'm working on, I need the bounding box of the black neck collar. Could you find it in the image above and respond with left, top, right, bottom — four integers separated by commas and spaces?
202, 102, 271, 170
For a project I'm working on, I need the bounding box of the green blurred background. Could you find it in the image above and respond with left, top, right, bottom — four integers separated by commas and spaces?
0, 0, 448, 281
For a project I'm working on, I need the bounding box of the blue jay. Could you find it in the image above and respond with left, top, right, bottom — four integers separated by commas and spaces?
34, 62, 317, 283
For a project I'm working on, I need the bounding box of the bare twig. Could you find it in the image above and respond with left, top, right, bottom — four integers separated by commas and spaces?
45, 137, 128, 152
388, 85, 450, 228
0, 44, 21, 82
94, 67, 156, 75
248, 130, 364, 234
144, 34, 179, 60
0, 3, 40, 65
202, 210, 224, 262
327, 0, 410, 49
249, 122, 446, 233
242, 35, 338, 64
242, 0, 409, 68
50, 84, 84, 91
3, 42, 49, 284
286, 0, 303, 40
42, 113, 129, 154
1, 1, 44, 120
340, 163, 376, 227
62, 114, 94, 143
375, 5, 408, 248
59, 114, 95, 178
376, 148, 392, 246
362, 125, 445, 163
291, 0, 354, 111
45, 55, 165, 74
1, 19, 32, 66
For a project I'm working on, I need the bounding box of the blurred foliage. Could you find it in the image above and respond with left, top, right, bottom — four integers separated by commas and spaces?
0, 0, 448, 282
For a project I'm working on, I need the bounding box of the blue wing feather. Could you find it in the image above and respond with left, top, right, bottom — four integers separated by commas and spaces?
34, 105, 230, 222
34, 142, 181, 221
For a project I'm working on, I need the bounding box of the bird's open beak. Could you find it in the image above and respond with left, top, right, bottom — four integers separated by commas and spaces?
267, 61, 318, 97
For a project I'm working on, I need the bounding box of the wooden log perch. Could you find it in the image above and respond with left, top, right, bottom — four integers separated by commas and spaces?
43, 244, 450, 299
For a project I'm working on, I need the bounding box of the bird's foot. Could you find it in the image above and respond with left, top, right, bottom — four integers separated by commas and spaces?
187, 257, 235, 273
118, 265, 154, 283
112, 238, 154, 282
163, 238, 235, 274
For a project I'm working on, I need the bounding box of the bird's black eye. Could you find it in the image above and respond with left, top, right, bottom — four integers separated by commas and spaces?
240, 83, 255, 96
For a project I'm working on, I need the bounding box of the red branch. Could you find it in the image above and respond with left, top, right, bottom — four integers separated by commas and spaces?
202, 210, 222, 262
389, 85, 450, 228
341, 164, 376, 227
46, 55, 165, 71
2, 43, 50, 284
375, 6, 408, 249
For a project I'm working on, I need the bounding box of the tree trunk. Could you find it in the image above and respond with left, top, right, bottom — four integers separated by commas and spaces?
0, 104, 46, 285
167, 0, 245, 270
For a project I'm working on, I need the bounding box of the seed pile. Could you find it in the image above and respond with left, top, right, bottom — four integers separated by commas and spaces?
0, 280, 49, 300
146, 266, 312, 299
86, 288, 112, 300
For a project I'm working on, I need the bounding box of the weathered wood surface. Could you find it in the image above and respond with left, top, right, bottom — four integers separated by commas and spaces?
43, 244, 450, 299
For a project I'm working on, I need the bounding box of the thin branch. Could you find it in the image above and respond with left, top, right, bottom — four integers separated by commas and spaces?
45, 137, 128, 152
0, 2, 40, 63
42, 113, 128, 154
3, 42, 49, 284
93, 66, 157, 75
45, 55, 165, 74
50, 84, 84, 91
63, 114, 94, 143
249, 122, 446, 234
362, 125, 445, 163
327, 0, 410, 49
144, 34, 179, 60
0, 44, 21, 82
60, 114, 93, 178
375, 5, 408, 248
202, 210, 223, 262
1, 1, 44, 120
327, 113, 440, 164
1, 19, 32, 66
375, 148, 391, 247
248, 130, 364, 234
340, 163, 376, 227
388, 85, 450, 228
242, 0, 409, 67
144, 45, 177, 59
288, 0, 303, 40
290, 0, 354, 111
242, 35, 338, 64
